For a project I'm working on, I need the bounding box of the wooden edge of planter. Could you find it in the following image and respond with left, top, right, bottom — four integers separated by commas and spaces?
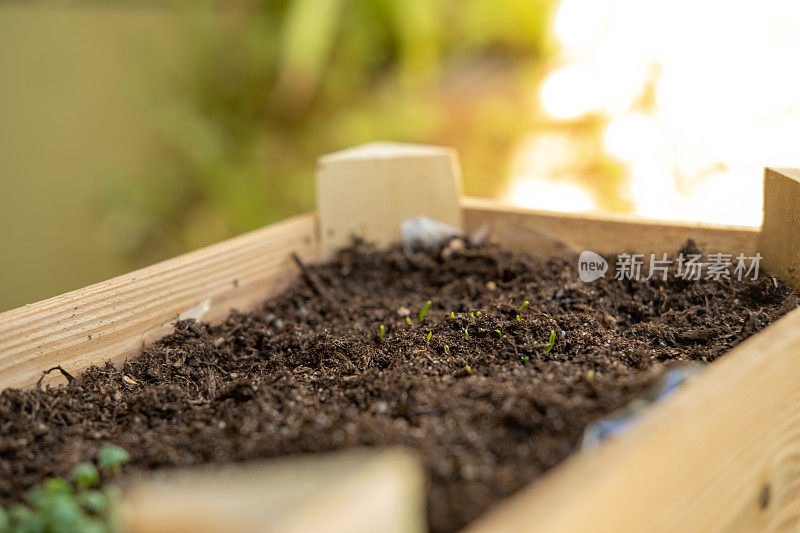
123, 449, 425, 533
759, 167, 800, 290
461, 196, 760, 257
316, 141, 463, 257
0, 213, 319, 390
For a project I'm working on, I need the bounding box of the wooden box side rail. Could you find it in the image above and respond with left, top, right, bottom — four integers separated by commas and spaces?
124, 449, 425, 533
461, 196, 760, 258
0, 214, 319, 390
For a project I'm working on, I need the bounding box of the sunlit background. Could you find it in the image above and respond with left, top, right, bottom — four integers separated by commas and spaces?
2, 0, 799, 311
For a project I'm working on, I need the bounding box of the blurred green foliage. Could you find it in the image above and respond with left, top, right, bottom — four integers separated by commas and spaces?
0, 445, 127, 533
105, 0, 556, 263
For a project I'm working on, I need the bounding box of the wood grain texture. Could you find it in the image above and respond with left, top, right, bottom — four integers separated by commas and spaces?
467, 305, 800, 533
317, 142, 462, 256
124, 449, 425, 533
462, 196, 759, 257
759, 167, 800, 290
0, 214, 318, 390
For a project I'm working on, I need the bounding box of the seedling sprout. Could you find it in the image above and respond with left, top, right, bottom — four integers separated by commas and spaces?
418, 300, 432, 321
545, 329, 556, 353
97, 444, 130, 476
0, 445, 129, 531
378, 324, 386, 341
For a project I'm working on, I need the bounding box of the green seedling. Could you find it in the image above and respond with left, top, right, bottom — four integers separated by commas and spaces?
544, 329, 557, 354
378, 324, 385, 341
470, 312, 475, 318
444, 345, 450, 355
522, 355, 530, 364
97, 444, 130, 476
518, 300, 530, 312
587, 369, 595, 379
426, 331, 432, 344
2, 446, 128, 532
450, 311, 455, 318
418, 300, 432, 321
516, 314, 520, 321
464, 327, 469, 339
79, 489, 109, 515
494, 329, 502, 339
476, 311, 481, 317
405, 316, 412, 325
70, 463, 100, 491
465, 364, 472, 372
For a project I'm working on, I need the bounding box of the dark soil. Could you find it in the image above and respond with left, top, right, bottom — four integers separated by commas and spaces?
1, 240, 797, 532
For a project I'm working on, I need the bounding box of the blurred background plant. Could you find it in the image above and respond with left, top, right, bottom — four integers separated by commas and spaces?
0, 0, 560, 310
3, 0, 800, 311
106, 0, 557, 266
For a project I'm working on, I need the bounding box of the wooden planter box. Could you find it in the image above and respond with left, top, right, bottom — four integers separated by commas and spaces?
1, 144, 799, 533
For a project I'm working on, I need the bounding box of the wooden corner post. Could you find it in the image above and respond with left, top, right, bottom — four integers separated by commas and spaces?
316, 142, 463, 256
759, 167, 800, 290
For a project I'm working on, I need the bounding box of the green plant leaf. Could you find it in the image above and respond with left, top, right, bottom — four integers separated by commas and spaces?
545, 329, 556, 353
97, 445, 130, 476
418, 300, 432, 321
71, 463, 100, 491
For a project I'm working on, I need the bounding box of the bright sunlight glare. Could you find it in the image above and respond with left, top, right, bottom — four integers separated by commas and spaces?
509, 0, 800, 226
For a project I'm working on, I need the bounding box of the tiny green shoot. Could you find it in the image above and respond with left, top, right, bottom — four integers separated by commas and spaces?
444, 345, 450, 355
450, 311, 455, 318
378, 324, 385, 341
470, 312, 475, 318
70, 463, 100, 491
97, 444, 130, 476
516, 314, 520, 321
494, 329, 502, 339
464, 327, 469, 339
406, 316, 412, 325
426, 331, 432, 344
522, 355, 530, 364
418, 300, 432, 321
465, 364, 472, 372
476, 311, 481, 317
587, 369, 595, 378
518, 300, 530, 312
545, 329, 556, 354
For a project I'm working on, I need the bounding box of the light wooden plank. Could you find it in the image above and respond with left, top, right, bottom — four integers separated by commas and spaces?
0, 214, 318, 390
466, 305, 800, 532
123, 449, 425, 533
316, 142, 463, 256
759, 167, 800, 290
462, 196, 760, 257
